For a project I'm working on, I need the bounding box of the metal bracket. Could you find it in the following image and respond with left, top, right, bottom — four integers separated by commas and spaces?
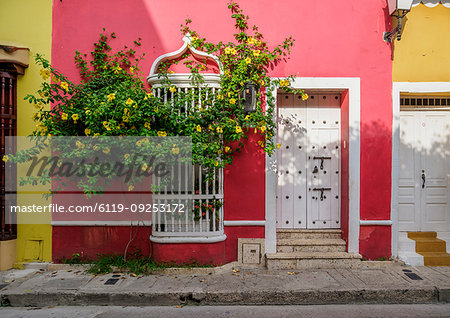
313, 156, 331, 170
312, 187, 331, 201
383, 10, 409, 43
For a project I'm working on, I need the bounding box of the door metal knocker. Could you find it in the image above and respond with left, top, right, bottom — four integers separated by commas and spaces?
312, 166, 319, 174
313, 187, 331, 201
313, 156, 332, 170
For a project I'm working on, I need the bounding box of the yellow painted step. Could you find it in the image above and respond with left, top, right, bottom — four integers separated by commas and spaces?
420, 253, 450, 266
408, 232, 436, 239
408, 231, 450, 267
414, 239, 446, 253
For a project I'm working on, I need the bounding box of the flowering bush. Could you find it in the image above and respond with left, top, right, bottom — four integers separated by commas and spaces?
192, 199, 223, 222
20, 1, 305, 190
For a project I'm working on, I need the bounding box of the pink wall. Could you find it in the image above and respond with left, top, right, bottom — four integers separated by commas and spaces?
52, 0, 393, 259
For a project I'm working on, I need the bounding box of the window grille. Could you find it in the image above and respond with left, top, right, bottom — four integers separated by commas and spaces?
0, 71, 17, 240
400, 96, 450, 110
149, 78, 224, 239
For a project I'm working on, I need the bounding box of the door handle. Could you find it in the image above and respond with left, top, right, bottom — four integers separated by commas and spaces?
421, 171, 426, 189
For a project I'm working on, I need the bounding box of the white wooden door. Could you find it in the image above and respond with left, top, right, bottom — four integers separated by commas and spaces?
399, 111, 450, 232
277, 93, 341, 229
277, 94, 307, 228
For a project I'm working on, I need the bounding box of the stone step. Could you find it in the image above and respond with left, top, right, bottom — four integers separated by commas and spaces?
266, 252, 362, 269
408, 231, 437, 239
414, 239, 447, 253
276, 238, 346, 253
277, 229, 342, 240
420, 252, 450, 266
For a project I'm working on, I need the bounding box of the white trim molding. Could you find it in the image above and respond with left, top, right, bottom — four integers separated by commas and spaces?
149, 234, 227, 244
266, 77, 361, 254
391, 81, 450, 257
147, 33, 222, 81
51, 221, 152, 226
360, 220, 393, 226
224, 220, 266, 226
412, 0, 450, 8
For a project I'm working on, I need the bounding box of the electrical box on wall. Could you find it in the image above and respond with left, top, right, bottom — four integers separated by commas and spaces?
238, 238, 265, 266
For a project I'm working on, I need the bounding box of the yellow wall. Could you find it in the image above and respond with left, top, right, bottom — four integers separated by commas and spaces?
0, 0, 52, 262
393, 4, 450, 82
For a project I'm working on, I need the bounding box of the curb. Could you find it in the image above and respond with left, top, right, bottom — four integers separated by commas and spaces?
1, 286, 441, 307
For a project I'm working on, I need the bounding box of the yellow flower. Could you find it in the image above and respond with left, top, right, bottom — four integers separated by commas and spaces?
130, 66, 135, 73
257, 140, 265, 148
126, 98, 134, 105
75, 141, 85, 149
235, 125, 242, 133
217, 94, 224, 100
122, 116, 129, 123
218, 149, 222, 154
245, 57, 251, 64
215, 161, 219, 166
85, 128, 91, 136
103, 147, 110, 154
277, 143, 281, 149
245, 115, 250, 120
114, 66, 122, 74
231, 48, 237, 55
192, 36, 198, 41
168, 70, 175, 74
302, 93, 309, 101
279, 79, 290, 87
260, 126, 267, 132
128, 185, 134, 191
71, 114, 79, 123
107, 93, 116, 102
60, 81, 69, 92
34, 102, 43, 109
253, 50, 261, 57
172, 147, 180, 155
61, 113, 68, 121
103, 121, 111, 131
209, 124, 213, 130
85, 109, 91, 115
144, 122, 151, 129
141, 163, 148, 171
145, 92, 153, 100
229, 98, 236, 105
225, 146, 231, 153
40, 68, 51, 80
157, 131, 167, 137
169, 86, 177, 93
246, 37, 255, 45
122, 154, 130, 160
259, 80, 265, 86
196, 125, 202, 132
2, 155, 8, 162
124, 108, 129, 115
216, 126, 223, 133
224, 47, 232, 54
93, 133, 100, 137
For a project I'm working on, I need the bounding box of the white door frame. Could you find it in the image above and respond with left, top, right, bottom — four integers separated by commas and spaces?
266, 77, 361, 254
391, 82, 450, 258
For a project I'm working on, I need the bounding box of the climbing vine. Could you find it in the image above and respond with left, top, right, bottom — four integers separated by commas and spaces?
12, 1, 306, 192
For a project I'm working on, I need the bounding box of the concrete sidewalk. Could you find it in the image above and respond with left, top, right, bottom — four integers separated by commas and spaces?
1, 262, 449, 307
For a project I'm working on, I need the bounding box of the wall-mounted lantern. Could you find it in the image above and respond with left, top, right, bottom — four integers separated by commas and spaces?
242, 82, 258, 113
383, 0, 414, 42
